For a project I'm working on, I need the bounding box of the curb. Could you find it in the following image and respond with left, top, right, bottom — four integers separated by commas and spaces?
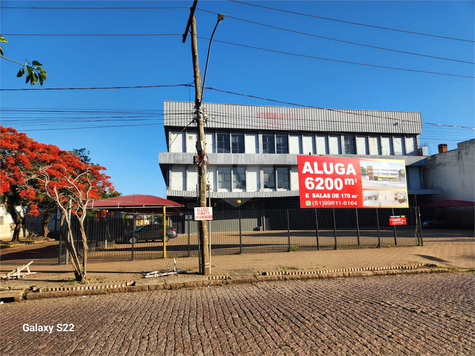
20, 264, 463, 301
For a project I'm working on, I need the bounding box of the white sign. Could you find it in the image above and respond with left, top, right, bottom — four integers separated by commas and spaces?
194, 207, 213, 221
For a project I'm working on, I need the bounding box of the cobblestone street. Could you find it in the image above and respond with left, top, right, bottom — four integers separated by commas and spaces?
1, 272, 474, 355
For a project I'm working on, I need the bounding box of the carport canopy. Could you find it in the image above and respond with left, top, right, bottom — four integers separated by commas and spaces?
87, 194, 183, 213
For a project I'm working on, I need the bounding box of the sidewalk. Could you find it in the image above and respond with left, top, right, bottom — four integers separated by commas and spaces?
1, 234, 474, 301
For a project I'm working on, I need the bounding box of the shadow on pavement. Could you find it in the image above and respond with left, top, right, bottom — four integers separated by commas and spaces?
413, 254, 450, 264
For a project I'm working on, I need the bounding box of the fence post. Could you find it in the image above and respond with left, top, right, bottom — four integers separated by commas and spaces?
376, 209, 381, 248
332, 208, 337, 250
315, 209, 320, 250
355, 208, 360, 247
287, 209, 291, 252
66, 199, 71, 264
131, 213, 136, 261
392, 208, 398, 246
197, 219, 202, 269
418, 207, 424, 246
239, 207, 242, 254
187, 217, 191, 257
57, 211, 62, 265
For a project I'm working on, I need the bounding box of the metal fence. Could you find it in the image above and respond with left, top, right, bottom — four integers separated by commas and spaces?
59, 208, 422, 262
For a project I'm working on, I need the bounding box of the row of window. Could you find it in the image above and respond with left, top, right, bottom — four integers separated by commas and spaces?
172, 129, 417, 156
217, 166, 290, 191
217, 133, 289, 154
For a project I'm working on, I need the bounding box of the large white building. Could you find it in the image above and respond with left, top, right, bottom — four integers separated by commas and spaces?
159, 101, 441, 209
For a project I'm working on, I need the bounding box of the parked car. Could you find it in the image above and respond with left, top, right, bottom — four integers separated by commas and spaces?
422, 219, 449, 228
122, 223, 177, 243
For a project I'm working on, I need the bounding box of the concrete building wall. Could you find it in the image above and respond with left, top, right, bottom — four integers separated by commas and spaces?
160, 101, 434, 206
0, 206, 58, 241
423, 139, 475, 202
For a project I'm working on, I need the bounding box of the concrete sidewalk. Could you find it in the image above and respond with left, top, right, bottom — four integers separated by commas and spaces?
1, 235, 474, 301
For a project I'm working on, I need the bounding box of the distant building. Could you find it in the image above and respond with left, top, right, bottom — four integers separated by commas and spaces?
159, 101, 441, 210
423, 139, 475, 202
421, 139, 474, 227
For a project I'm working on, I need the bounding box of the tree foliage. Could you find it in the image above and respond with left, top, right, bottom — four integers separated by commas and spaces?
0, 35, 7, 56
71, 147, 93, 165
0, 126, 116, 281
0, 35, 47, 86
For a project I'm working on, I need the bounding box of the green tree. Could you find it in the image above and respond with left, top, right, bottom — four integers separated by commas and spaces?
0, 35, 47, 86
71, 148, 121, 199
71, 148, 93, 165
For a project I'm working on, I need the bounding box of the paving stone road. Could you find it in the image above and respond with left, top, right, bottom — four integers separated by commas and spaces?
1, 272, 474, 356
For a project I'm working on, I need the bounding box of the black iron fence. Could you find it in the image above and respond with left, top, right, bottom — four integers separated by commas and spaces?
59, 208, 422, 262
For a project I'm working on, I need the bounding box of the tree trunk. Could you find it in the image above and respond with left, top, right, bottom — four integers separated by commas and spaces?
60, 211, 86, 282
42, 211, 51, 238
79, 223, 88, 279
7, 203, 22, 242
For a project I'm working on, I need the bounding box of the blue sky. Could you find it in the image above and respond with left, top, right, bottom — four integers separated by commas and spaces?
1, 1, 473, 198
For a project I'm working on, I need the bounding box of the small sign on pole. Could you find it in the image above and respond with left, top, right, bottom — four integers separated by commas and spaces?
389, 215, 407, 225
194, 207, 213, 221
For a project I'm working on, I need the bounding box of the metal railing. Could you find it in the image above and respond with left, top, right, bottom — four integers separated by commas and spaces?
59, 207, 422, 262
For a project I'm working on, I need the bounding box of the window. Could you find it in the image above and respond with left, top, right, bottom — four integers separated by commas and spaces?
262, 134, 275, 154
217, 133, 230, 153
263, 167, 275, 189
276, 167, 289, 190
344, 135, 356, 154
233, 166, 246, 189
276, 135, 289, 154
217, 132, 244, 153
218, 167, 231, 191
231, 133, 244, 153
381, 136, 394, 155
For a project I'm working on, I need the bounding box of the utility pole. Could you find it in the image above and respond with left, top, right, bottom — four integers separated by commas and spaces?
183, 0, 210, 275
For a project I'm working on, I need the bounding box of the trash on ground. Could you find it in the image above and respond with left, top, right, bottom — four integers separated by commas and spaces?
1, 261, 36, 280
143, 258, 186, 278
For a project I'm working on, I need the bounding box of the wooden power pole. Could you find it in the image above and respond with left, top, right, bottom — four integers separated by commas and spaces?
184, 1, 210, 275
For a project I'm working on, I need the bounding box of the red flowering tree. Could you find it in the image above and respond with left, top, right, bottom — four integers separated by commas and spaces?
1, 127, 115, 282
0, 126, 45, 240
37, 151, 114, 281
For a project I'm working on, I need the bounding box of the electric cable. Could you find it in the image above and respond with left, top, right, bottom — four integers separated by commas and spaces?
198, 37, 474, 79
3, 33, 182, 37
197, 8, 474, 64
229, 0, 475, 43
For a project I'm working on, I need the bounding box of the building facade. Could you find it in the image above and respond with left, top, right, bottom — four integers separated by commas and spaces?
159, 101, 441, 210
423, 139, 475, 202
421, 139, 474, 227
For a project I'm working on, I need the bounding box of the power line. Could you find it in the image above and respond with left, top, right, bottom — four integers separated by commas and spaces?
0, 84, 194, 91
197, 8, 474, 65
202, 87, 474, 130
3, 33, 182, 37
4, 2, 473, 43
0, 6, 188, 10
229, 0, 475, 43
199, 37, 474, 79
1, 84, 473, 130
204, 111, 474, 132
5, 106, 472, 133
16, 123, 163, 131
422, 122, 475, 130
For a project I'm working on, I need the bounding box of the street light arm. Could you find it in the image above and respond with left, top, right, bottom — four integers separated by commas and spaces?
201, 14, 225, 100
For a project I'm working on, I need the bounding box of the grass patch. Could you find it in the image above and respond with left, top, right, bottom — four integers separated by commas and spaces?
0, 241, 20, 248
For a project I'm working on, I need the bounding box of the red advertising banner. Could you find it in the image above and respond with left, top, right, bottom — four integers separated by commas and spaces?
389, 216, 407, 225
298, 156, 408, 209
